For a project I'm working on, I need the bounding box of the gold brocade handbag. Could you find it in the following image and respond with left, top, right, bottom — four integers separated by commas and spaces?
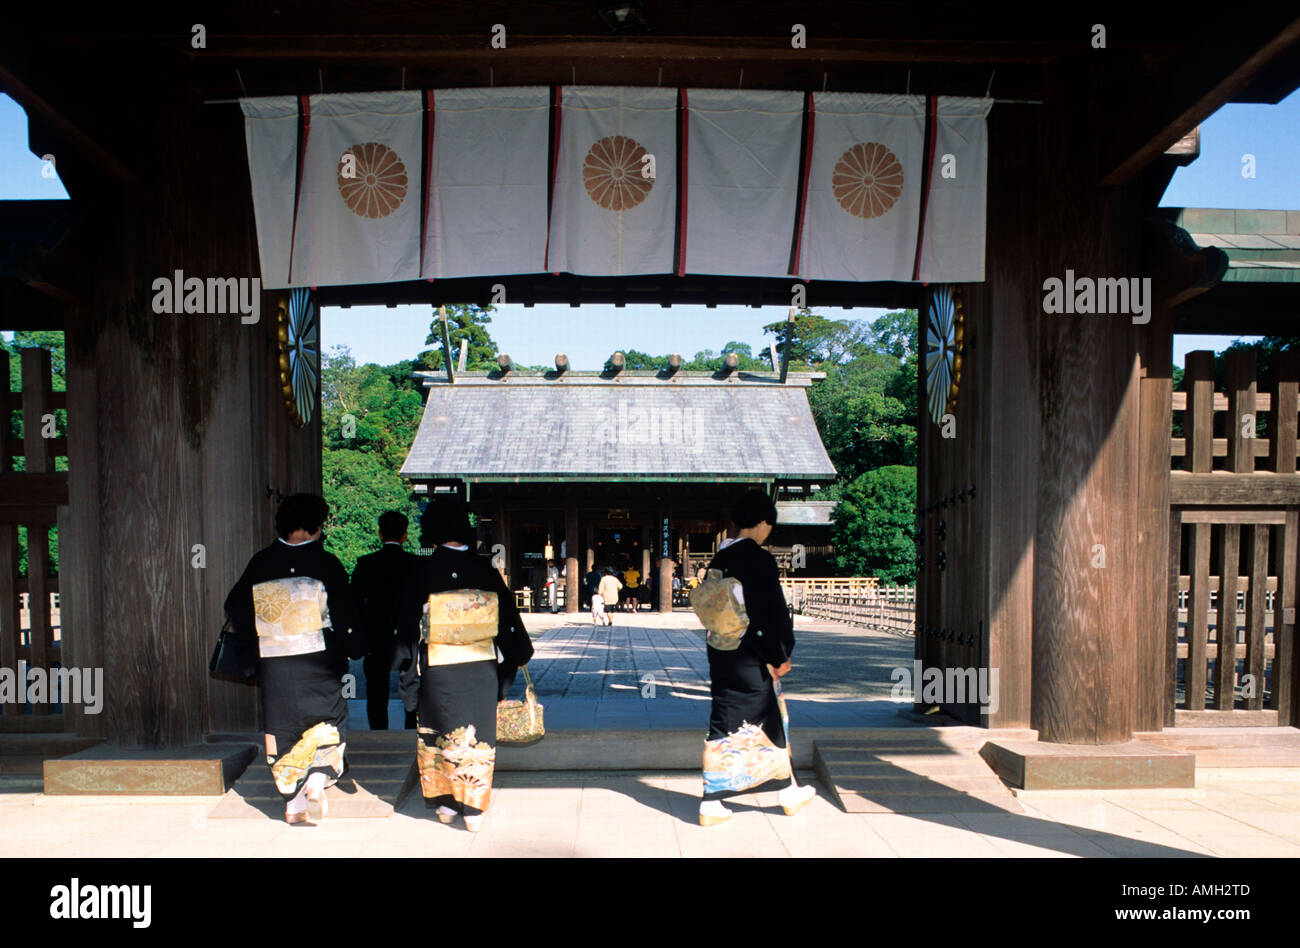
689, 569, 749, 650
497, 665, 545, 745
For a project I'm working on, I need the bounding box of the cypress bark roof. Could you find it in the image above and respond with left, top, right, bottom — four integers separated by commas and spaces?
400, 372, 836, 482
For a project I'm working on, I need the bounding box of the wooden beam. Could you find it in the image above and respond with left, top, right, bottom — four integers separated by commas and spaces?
1170, 472, 1300, 506
1102, 14, 1300, 185
190, 36, 1075, 64
0, 473, 69, 507
0, 63, 137, 182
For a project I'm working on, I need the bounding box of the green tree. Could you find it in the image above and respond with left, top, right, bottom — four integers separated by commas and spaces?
322, 346, 424, 469
416, 304, 500, 371
829, 465, 916, 584
760, 309, 869, 368
868, 309, 919, 361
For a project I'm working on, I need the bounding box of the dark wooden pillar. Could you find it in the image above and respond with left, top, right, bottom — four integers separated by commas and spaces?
640, 523, 651, 586
565, 503, 580, 614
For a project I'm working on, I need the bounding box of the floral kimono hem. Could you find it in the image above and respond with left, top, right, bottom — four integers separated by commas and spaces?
417, 723, 496, 812
270, 722, 346, 800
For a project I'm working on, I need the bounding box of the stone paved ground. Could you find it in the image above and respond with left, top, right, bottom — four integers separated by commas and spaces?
12, 611, 1294, 857
2, 768, 1297, 857
350, 609, 919, 730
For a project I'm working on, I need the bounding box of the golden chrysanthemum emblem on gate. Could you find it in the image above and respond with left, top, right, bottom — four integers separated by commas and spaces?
832, 142, 904, 219
583, 135, 653, 211
337, 142, 408, 218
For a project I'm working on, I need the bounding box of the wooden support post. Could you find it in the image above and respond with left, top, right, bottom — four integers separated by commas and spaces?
1136, 302, 1173, 731
1244, 524, 1268, 711
1268, 352, 1298, 474
1182, 351, 1215, 473
0, 526, 19, 715
21, 348, 53, 475
1280, 510, 1298, 724
1214, 524, 1241, 709
1225, 350, 1257, 474
1186, 522, 1211, 710
565, 504, 580, 614
27, 526, 51, 714
1165, 511, 1183, 727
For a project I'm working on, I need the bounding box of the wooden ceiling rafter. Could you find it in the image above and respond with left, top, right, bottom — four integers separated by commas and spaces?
1100, 12, 1300, 185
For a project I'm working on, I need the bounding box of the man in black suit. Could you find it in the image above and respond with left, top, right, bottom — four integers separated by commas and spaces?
351, 511, 419, 729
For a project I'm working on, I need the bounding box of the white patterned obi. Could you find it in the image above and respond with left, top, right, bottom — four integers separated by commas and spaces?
252, 576, 331, 657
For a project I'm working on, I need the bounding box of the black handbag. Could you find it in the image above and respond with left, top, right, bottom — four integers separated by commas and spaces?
209, 617, 259, 682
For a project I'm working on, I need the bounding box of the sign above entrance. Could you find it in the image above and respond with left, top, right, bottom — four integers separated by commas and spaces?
241, 88, 990, 289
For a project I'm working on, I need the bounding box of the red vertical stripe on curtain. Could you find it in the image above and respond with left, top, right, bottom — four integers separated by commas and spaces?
287, 93, 312, 286
911, 94, 938, 283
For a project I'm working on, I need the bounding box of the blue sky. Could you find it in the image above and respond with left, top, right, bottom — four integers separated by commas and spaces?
4, 88, 1298, 366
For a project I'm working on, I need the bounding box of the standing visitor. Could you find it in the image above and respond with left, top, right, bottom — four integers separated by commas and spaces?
623, 563, 641, 612
224, 493, 355, 825
584, 565, 601, 613
396, 500, 533, 832
545, 560, 560, 613
697, 490, 815, 826
351, 511, 419, 730
597, 569, 623, 627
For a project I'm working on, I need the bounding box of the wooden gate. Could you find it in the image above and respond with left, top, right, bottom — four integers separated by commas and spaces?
1169, 349, 1297, 725
0, 347, 67, 729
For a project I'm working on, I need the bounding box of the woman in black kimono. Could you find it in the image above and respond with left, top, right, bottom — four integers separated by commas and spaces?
224, 493, 355, 825
396, 499, 533, 832
698, 490, 815, 826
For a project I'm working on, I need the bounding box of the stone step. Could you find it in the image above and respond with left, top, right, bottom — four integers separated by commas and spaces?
1134, 726, 1300, 766
979, 740, 1195, 790
812, 739, 1024, 814
210, 731, 417, 819
43, 743, 256, 795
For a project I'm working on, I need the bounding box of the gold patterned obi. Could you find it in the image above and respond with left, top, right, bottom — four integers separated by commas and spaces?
253, 577, 331, 657
421, 590, 498, 665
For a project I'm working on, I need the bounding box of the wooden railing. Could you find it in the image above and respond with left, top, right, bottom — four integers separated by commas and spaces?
780, 576, 879, 604
0, 347, 68, 721
1168, 349, 1296, 724
795, 586, 915, 636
